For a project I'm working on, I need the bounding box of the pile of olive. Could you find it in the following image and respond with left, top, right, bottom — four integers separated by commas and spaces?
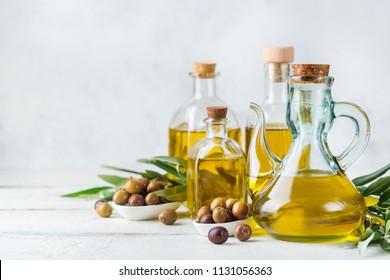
112, 177, 169, 206
197, 197, 249, 224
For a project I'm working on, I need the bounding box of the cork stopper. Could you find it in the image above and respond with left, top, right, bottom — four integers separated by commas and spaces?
263, 47, 294, 63
193, 62, 216, 78
292, 64, 330, 76
207, 106, 228, 119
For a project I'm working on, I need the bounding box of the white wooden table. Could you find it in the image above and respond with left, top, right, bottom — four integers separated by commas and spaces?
0, 170, 389, 260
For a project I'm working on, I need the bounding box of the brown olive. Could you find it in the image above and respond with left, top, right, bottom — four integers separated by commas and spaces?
145, 193, 159, 205
232, 202, 249, 220
113, 189, 130, 205
136, 177, 149, 190
212, 207, 227, 223
225, 209, 234, 222
208, 226, 228, 244
94, 199, 107, 209
210, 197, 227, 211
226, 198, 238, 210
247, 203, 254, 217
234, 224, 252, 241
147, 181, 164, 193
197, 205, 211, 220
128, 194, 145, 206
124, 179, 143, 194
95, 202, 112, 218
199, 213, 213, 224
158, 209, 177, 225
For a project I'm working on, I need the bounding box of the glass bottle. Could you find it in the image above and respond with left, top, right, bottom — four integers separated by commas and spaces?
187, 106, 246, 218
250, 64, 370, 243
169, 63, 241, 159
245, 47, 294, 158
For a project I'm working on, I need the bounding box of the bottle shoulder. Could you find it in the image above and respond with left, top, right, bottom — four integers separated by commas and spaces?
188, 137, 244, 159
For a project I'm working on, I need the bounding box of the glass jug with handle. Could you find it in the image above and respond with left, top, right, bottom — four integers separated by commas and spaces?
248, 64, 370, 243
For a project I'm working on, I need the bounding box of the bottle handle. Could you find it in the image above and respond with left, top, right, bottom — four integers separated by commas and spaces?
333, 102, 371, 171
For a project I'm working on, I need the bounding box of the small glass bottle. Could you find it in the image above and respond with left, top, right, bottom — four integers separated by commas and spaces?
169, 63, 241, 159
245, 47, 294, 158
187, 106, 246, 218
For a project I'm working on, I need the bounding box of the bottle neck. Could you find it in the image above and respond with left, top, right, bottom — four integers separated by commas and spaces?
193, 77, 217, 99
264, 63, 289, 105
205, 118, 228, 138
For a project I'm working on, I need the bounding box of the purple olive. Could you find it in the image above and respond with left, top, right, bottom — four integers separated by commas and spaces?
199, 213, 213, 224
234, 224, 252, 241
208, 226, 228, 244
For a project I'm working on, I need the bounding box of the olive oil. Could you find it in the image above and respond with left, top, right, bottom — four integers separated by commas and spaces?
187, 156, 246, 218
253, 171, 366, 242
169, 128, 242, 159
245, 125, 292, 158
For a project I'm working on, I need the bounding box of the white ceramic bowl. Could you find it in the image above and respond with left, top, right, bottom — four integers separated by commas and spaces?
192, 217, 255, 236
112, 202, 181, 221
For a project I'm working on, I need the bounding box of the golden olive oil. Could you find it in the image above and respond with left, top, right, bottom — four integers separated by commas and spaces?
187, 156, 246, 218
169, 128, 242, 159
253, 171, 366, 242
245, 125, 292, 158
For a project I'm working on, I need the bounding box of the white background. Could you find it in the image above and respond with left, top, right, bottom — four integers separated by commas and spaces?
0, 0, 389, 178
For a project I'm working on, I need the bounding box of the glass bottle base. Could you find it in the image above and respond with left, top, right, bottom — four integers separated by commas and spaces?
270, 233, 350, 243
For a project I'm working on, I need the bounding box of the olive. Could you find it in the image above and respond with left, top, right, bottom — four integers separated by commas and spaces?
94, 199, 107, 209
226, 198, 237, 210
225, 209, 234, 222
232, 202, 249, 220
199, 213, 213, 224
113, 189, 130, 205
208, 226, 228, 244
212, 207, 227, 223
128, 194, 145, 206
136, 177, 149, 190
95, 202, 112, 218
247, 203, 254, 217
210, 197, 227, 211
234, 224, 252, 241
158, 209, 177, 225
147, 181, 164, 193
145, 193, 159, 205
197, 205, 211, 220
124, 179, 143, 194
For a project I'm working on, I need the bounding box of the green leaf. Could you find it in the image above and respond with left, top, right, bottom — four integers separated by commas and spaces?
356, 185, 367, 194
99, 189, 115, 201
140, 159, 186, 181
362, 176, 390, 196
144, 170, 169, 183
353, 164, 390, 186
61, 186, 113, 198
153, 185, 187, 202
358, 231, 382, 255
378, 188, 390, 205
381, 238, 390, 251
385, 221, 390, 235
98, 175, 129, 187
150, 156, 187, 169
385, 209, 390, 223
101, 165, 153, 179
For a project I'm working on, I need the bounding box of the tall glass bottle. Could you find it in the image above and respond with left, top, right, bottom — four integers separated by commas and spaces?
245, 47, 294, 198
169, 63, 241, 159
187, 107, 246, 218
245, 47, 294, 158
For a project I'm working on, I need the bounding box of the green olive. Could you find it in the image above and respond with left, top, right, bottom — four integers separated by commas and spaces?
113, 189, 130, 205
95, 202, 112, 218
226, 198, 238, 210
210, 197, 227, 211
94, 199, 107, 209
124, 179, 143, 194
145, 193, 159, 205
212, 207, 227, 223
232, 202, 249, 220
197, 205, 211, 220
147, 181, 163, 193
158, 209, 177, 225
